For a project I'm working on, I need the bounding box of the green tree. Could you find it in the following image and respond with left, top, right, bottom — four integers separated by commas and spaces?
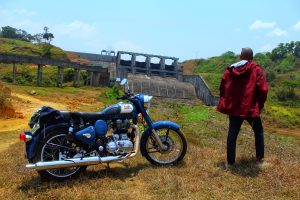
254, 53, 273, 69
271, 43, 287, 61
42, 26, 54, 43
293, 41, 300, 58
1, 26, 18, 39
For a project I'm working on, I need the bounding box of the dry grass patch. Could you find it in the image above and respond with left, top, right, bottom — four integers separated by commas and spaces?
0, 130, 299, 200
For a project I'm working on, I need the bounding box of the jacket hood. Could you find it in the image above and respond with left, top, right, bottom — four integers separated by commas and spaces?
229, 60, 257, 76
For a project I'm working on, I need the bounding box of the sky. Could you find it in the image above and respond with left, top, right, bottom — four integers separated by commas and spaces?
0, 0, 300, 61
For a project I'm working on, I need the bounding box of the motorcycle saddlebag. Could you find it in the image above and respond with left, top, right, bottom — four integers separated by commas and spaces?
29, 106, 65, 128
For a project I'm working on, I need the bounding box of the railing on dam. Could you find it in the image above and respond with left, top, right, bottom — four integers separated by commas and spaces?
116, 51, 183, 80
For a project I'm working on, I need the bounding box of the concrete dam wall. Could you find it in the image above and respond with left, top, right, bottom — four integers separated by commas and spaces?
183, 75, 219, 106
128, 74, 196, 99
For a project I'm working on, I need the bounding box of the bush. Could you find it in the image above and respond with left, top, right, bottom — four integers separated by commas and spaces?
275, 87, 298, 101
265, 70, 276, 82
274, 54, 295, 73
104, 86, 120, 100
41, 43, 52, 58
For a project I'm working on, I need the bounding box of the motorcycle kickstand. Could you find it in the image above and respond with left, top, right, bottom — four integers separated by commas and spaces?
106, 163, 110, 169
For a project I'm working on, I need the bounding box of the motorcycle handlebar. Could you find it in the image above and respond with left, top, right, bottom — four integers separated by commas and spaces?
116, 93, 133, 101
116, 96, 125, 100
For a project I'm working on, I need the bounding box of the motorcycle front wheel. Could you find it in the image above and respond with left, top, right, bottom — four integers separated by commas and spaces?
141, 127, 187, 166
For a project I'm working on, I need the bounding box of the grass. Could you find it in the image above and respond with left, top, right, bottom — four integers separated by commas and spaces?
198, 73, 222, 96
0, 130, 18, 152
263, 104, 300, 128
0, 86, 300, 199
0, 38, 68, 61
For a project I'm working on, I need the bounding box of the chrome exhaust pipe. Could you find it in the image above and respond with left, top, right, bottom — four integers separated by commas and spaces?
26, 155, 126, 170
26, 125, 141, 170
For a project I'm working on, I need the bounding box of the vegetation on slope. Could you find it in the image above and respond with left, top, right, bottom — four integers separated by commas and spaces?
182, 42, 300, 129
0, 38, 69, 61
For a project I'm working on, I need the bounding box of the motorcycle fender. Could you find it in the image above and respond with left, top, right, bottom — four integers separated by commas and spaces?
26, 123, 69, 161
140, 121, 180, 156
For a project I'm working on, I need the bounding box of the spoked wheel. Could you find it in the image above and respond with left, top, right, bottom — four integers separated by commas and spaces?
33, 129, 86, 180
142, 127, 187, 166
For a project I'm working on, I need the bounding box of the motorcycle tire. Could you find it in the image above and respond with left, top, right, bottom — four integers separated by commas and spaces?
141, 127, 187, 166
33, 128, 87, 180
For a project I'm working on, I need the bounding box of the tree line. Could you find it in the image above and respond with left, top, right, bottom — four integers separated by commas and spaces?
194, 41, 300, 103
195, 41, 300, 74
0, 26, 54, 44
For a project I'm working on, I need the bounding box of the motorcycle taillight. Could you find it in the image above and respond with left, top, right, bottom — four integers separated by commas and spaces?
19, 131, 32, 142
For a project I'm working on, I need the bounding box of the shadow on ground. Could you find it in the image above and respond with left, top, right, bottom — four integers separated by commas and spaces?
216, 157, 262, 177
19, 162, 151, 193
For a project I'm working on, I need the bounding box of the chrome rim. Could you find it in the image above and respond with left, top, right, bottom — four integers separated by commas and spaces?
41, 134, 81, 178
146, 128, 183, 164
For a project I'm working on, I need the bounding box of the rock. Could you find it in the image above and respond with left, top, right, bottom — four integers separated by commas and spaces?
30, 90, 36, 95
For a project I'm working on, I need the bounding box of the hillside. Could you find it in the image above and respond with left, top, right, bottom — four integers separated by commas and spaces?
182, 42, 300, 129
181, 59, 201, 75
0, 38, 95, 66
0, 38, 69, 61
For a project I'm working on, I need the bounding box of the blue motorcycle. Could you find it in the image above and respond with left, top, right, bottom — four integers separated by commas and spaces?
20, 79, 187, 180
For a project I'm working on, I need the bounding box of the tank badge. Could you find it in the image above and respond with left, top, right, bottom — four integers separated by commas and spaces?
120, 104, 133, 113
83, 133, 91, 138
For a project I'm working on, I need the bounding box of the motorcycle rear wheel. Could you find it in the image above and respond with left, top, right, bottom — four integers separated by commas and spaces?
142, 127, 187, 166
33, 129, 87, 180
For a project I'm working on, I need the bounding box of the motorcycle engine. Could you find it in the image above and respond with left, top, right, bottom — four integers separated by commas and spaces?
106, 119, 133, 155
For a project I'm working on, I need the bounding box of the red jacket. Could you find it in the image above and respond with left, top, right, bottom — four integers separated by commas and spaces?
217, 61, 268, 117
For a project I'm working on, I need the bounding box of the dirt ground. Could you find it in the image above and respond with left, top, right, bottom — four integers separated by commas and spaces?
0, 93, 66, 151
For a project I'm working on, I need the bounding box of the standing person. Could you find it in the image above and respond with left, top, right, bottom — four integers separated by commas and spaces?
217, 48, 268, 167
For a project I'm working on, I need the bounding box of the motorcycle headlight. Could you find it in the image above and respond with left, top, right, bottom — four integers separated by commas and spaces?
143, 95, 153, 113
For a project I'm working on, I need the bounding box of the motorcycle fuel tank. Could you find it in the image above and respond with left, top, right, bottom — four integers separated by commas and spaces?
101, 103, 135, 120
94, 120, 108, 137
75, 126, 96, 146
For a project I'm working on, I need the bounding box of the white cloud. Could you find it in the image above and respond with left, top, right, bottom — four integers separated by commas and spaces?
0, 7, 41, 33
51, 21, 105, 52
249, 20, 276, 30
0, 8, 36, 18
268, 28, 288, 37
53, 21, 98, 40
259, 44, 273, 52
292, 21, 300, 31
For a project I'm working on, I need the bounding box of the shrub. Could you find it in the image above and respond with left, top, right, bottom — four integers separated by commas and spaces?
104, 86, 120, 100
265, 70, 276, 82
275, 87, 298, 101
274, 54, 295, 73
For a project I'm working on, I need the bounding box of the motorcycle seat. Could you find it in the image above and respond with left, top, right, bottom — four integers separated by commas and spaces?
60, 111, 103, 121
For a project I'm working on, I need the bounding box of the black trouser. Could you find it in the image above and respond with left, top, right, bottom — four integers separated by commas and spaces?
227, 116, 264, 165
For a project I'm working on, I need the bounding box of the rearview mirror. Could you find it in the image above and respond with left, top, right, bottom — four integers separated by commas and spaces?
120, 78, 128, 86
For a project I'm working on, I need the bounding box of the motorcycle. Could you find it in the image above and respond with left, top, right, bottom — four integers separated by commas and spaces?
19, 78, 187, 180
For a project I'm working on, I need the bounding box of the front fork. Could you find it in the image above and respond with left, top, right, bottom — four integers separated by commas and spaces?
151, 129, 168, 151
